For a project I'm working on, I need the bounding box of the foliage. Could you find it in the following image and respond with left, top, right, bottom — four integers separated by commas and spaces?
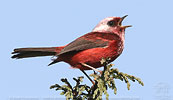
50, 58, 144, 100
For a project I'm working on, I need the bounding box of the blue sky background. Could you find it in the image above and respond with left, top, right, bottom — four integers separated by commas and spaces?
0, 0, 173, 100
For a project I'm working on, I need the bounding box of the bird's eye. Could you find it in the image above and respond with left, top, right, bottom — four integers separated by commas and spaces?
107, 20, 115, 27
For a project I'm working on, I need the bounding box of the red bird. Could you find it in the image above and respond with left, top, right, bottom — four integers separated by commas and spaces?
12, 15, 131, 83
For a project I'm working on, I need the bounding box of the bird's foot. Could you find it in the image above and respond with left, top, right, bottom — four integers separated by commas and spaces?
81, 63, 102, 73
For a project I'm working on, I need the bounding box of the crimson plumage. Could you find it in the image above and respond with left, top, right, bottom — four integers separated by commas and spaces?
12, 15, 131, 70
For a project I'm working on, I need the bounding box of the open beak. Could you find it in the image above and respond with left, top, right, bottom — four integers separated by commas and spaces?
119, 15, 132, 29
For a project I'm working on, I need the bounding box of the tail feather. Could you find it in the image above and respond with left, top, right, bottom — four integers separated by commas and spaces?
12, 47, 57, 54
11, 47, 63, 59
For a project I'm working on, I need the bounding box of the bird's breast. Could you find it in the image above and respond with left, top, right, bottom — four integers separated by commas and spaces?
106, 39, 124, 56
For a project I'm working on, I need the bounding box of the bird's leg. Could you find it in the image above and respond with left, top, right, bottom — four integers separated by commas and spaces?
93, 70, 97, 74
81, 63, 102, 73
80, 69, 95, 85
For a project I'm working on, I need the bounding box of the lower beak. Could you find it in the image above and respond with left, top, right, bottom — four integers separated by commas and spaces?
121, 25, 132, 29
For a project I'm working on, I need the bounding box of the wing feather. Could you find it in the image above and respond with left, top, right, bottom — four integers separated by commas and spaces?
58, 32, 119, 56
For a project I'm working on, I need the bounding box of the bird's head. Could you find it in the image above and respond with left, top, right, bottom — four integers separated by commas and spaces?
92, 15, 132, 37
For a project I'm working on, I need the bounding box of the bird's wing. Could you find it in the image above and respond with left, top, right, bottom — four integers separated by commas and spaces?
58, 32, 120, 56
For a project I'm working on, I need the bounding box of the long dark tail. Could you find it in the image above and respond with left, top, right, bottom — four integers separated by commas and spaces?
11, 47, 63, 59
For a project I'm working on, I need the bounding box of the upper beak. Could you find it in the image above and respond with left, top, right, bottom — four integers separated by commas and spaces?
119, 15, 132, 28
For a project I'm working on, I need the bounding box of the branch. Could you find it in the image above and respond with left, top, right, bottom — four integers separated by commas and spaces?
50, 58, 144, 100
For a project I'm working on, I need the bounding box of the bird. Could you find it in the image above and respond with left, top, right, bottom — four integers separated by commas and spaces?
11, 15, 131, 84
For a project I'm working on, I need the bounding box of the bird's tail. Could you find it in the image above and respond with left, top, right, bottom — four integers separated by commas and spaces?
11, 46, 64, 59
